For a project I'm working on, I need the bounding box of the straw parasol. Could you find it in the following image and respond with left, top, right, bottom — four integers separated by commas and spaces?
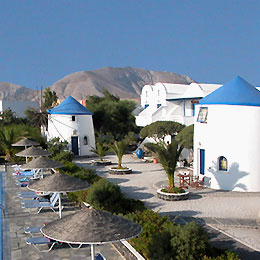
16, 146, 50, 157
28, 172, 90, 218
21, 156, 63, 170
41, 206, 142, 259
12, 138, 39, 147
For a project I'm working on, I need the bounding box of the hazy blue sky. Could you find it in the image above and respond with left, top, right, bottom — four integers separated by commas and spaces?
0, 0, 259, 89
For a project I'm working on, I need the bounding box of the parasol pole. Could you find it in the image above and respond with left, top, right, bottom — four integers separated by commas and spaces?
90, 244, 95, 260
58, 193, 62, 218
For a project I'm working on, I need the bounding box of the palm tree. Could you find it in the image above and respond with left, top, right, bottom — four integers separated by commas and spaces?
90, 143, 110, 161
145, 140, 183, 188
109, 139, 129, 169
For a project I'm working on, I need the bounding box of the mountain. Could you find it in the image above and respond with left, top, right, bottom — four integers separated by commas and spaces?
0, 82, 38, 101
48, 66, 194, 100
0, 67, 194, 101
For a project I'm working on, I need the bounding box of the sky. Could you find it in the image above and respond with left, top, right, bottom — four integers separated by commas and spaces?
0, 0, 259, 89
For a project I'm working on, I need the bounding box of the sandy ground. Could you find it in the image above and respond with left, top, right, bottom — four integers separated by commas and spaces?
74, 154, 260, 252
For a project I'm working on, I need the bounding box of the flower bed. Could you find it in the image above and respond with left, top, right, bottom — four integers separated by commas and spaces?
91, 159, 112, 166
108, 167, 132, 175
157, 188, 189, 201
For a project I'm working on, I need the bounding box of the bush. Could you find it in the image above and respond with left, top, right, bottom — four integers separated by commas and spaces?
60, 161, 81, 173
52, 150, 73, 163
67, 189, 89, 205
85, 178, 145, 214
202, 251, 240, 260
126, 210, 173, 258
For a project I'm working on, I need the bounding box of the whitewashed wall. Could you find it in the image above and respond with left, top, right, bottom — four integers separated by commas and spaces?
194, 104, 260, 192
47, 114, 95, 156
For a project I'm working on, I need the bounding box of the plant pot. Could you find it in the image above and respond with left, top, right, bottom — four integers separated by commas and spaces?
108, 167, 132, 175
153, 158, 158, 163
156, 188, 189, 201
91, 159, 112, 166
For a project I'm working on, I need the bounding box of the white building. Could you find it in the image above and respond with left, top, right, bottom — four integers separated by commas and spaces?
193, 76, 260, 192
47, 96, 95, 156
0, 100, 38, 117
135, 82, 221, 127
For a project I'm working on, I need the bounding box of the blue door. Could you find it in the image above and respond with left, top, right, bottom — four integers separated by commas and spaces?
71, 136, 79, 155
200, 149, 205, 175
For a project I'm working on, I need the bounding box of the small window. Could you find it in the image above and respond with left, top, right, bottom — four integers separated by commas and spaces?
157, 104, 161, 108
72, 116, 76, 121
218, 156, 228, 171
197, 107, 208, 123
158, 90, 160, 96
144, 104, 149, 109
83, 136, 88, 145
145, 91, 148, 98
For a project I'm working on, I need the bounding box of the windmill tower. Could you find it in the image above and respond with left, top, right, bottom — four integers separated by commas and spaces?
47, 96, 95, 156
194, 76, 260, 192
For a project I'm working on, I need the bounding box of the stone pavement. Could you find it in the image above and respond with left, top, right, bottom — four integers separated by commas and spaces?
1, 167, 134, 260
74, 154, 260, 260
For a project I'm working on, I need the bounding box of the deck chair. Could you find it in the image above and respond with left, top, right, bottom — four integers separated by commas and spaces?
26, 236, 59, 252
19, 191, 50, 199
24, 226, 42, 235
95, 253, 106, 260
22, 192, 60, 214
21, 192, 56, 205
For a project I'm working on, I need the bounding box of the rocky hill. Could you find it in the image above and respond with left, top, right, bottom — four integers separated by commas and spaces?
0, 82, 38, 101
48, 66, 194, 100
0, 67, 194, 101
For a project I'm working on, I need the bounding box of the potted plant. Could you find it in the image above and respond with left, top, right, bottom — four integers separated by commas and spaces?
145, 140, 189, 201
90, 142, 111, 166
108, 139, 132, 174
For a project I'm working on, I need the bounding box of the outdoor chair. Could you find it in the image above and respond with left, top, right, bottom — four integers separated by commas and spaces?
24, 226, 42, 236
26, 236, 60, 252
19, 191, 50, 199
21, 192, 60, 214
95, 252, 107, 260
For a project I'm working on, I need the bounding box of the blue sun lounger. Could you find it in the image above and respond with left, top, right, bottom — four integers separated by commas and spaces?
21, 192, 60, 214
26, 236, 59, 252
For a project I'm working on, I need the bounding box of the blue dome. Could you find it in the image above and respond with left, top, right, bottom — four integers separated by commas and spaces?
48, 96, 93, 115
199, 76, 260, 106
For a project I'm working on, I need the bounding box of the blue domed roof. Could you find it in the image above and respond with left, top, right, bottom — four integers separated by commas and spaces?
48, 96, 93, 115
199, 76, 260, 106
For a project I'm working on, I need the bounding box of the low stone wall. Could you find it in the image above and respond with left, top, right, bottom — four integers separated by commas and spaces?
91, 160, 112, 166
157, 188, 189, 201
108, 167, 132, 175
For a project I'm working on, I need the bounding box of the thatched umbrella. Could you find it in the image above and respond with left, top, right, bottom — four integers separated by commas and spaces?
12, 138, 39, 148
12, 138, 40, 162
16, 146, 50, 157
28, 172, 90, 218
21, 156, 63, 170
41, 206, 142, 260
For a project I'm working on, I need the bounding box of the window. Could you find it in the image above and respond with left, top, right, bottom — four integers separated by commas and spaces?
197, 107, 208, 123
83, 136, 88, 145
218, 156, 228, 171
158, 90, 160, 96
157, 104, 161, 108
72, 115, 76, 121
145, 91, 148, 98
144, 104, 149, 109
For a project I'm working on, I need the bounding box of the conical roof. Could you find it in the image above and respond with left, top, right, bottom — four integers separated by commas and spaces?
12, 138, 39, 147
16, 146, 50, 157
48, 96, 93, 115
199, 76, 260, 106
28, 172, 90, 192
41, 207, 142, 244
21, 156, 63, 169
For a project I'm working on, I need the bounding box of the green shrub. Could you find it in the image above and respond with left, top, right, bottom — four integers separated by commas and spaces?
52, 150, 73, 163
127, 210, 173, 258
67, 189, 89, 205
68, 169, 101, 184
85, 178, 145, 214
202, 251, 240, 260
60, 161, 81, 173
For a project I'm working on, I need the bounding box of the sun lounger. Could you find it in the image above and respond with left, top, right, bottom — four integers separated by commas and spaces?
95, 253, 106, 260
24, 226, 42, 235
21, 192, 60, 214
26, 236, 59, 252
19, 191, 50, 199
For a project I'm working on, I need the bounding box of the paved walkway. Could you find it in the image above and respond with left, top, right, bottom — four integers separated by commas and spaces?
74, 154, 260, 260
2, 167, 130, 260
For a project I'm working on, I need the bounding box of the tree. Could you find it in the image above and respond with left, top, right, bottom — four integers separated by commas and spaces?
140, 121, 185, 142
145, 140, 183, 188
144, 124, 194, 188
42, 87, 58, 110
90, 142, 110, 161
86, 89, 138, 139
109, 139, 130, 169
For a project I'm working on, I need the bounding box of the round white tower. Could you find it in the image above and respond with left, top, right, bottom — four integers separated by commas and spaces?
47, 96, 95, 156
194, 76, 260, 192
